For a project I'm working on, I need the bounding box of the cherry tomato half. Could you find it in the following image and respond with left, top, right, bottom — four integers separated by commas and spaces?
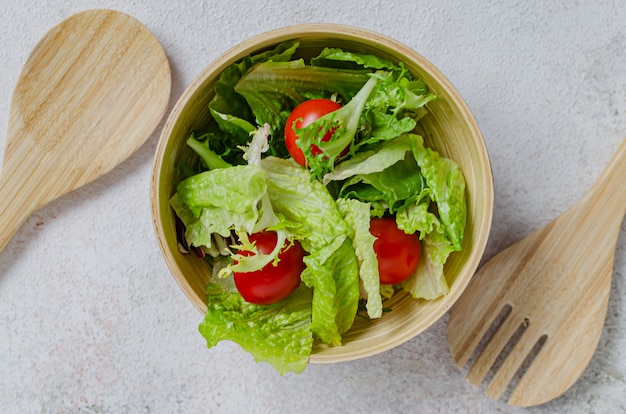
370, 217, 421, 285
284, 98, 343, 165
233, 231, 305, 305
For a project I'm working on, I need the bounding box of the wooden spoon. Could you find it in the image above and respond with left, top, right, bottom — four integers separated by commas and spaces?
0, 9, 171, 252
448, 138, 626, 406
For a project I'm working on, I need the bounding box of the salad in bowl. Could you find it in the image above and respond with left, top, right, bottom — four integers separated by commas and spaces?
151, 25, 493, 375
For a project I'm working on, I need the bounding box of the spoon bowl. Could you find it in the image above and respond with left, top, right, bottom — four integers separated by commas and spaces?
448, 138, 626, 406
0, 9, 171, 252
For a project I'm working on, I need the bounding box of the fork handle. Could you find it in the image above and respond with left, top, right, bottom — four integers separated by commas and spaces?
584, 138, 626, 223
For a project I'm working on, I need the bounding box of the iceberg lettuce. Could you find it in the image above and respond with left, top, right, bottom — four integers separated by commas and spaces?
261, 156, 360, 346
170, 165, 267, 249
401, 231, 455, 300
336, 198, 382, 319
409, 135, 466, 251
199, 281, 313, 375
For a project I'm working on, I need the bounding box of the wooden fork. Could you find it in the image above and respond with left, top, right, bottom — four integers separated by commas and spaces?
448, 138, 626, 406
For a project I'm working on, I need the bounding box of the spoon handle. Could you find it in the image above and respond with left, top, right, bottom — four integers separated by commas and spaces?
0, 165, 39, 253
584, 138, 626, 222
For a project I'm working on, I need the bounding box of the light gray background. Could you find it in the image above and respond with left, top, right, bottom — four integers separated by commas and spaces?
1, 1, 625, 412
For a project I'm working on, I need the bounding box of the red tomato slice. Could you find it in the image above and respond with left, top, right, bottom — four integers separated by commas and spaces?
370, 217, 421, 285
233, 231, 305, 305
284, 98, 343, 165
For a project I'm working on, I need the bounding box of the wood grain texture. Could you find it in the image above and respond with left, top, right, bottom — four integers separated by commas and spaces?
448, 138, 626, 406
0, 9, 171, 252
151, 24, 494, 363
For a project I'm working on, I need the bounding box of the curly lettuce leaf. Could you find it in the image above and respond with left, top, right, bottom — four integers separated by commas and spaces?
207, 40, 300, 162
199, 281, 313, 375
369, 72, 436, 116
297, 69, 436, 180
297, 75, 380, 180
357, 71, 436, 148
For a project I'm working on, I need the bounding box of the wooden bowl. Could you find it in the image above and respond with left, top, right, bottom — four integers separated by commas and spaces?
151, 24, 493, 364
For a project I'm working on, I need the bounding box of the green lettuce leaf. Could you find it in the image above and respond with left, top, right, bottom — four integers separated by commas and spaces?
209, 41, 299, 136
311, 47, 400, 71
325, 135, 427, 214
409, 136, 467, 250
205, 40, 300, 163
294, 69, 436, 180
355, 71, 436, 149
323, 134, 413, 184
260, 157, 348, 249
234, 60, 371, 136
301, 237, 360, 344
186, 135, 233, 171
296, 75, 380, 180
339, 156, 427, 214
171, 165, 267, 248
395, 191, 439, 238
199, 280, 313, 375
401, 230, 454, 300
175, 164, 265, 217
336, 198, 382, 319
260, 156, 359, 346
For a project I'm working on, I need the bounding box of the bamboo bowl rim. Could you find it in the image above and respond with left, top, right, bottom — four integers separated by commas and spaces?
151, 23, 494, 364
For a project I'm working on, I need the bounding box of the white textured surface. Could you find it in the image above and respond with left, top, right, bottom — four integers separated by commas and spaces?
1, 0, 625, 412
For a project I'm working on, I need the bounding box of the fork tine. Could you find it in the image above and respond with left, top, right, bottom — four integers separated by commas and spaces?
449, 303, 503, 368
466, 308, 522, 386
449, 307, 494, 367
507, 335, 576, 407
485, 324, 543, 400
507, 288, 608, 407
449, 271, 514, 367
